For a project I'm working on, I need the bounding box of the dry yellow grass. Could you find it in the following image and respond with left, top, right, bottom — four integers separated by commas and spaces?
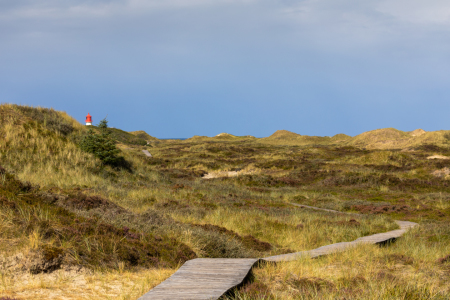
0, 267, 175, 300
172, 206, 397, 255
229, 225, 450, 299
343, 128, 450, 150
0, 104, 103, 188
128, 130, 158, 141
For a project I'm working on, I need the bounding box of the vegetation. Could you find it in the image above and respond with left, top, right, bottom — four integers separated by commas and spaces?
104, 127, 147, 146
1, 104, 450, 299
90, 119, 149, 146
129, 130, 158, 142
79, 119, 123, 166
0, 167, 195, 269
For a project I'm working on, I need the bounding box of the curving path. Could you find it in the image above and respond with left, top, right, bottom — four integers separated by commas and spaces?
265, 203, 418, 262
138, 203, 418, 300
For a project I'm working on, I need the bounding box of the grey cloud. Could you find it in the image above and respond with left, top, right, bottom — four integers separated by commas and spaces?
1, 1, 450, 100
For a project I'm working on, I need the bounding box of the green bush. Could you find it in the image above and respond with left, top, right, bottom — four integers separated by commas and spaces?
79, 118, 123, 166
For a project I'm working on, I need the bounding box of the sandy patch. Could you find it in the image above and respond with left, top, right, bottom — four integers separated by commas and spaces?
216, 133, 230, 137
431, 168, 450, 178
427, 155, 450, 160
409, 129, 426, 137
203, 169, 257, 179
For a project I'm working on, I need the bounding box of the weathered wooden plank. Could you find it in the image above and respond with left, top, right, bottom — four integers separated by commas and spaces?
138, 258, 259, 300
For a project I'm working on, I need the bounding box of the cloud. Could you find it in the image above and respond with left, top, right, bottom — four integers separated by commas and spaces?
2, 0, 449, 46
0, 0, 258, 20
1, 0, 450, 136
376, 0, 450, 25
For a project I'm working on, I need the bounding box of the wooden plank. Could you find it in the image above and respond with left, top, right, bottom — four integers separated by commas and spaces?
138, 258, 259, 300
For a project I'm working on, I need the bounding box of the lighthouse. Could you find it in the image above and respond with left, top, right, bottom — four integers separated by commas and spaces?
85, 113, 92, 126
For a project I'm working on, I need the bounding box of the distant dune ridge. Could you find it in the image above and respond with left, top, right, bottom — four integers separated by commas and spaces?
214, 133, 236, 139
178, 128, 449, 149
184, 133, 256, 142
260, 130, 351, 146
261, 128, 450, 149
330, 133, 352, 142
267, 130, 302, 139
216, 133, 232, 137
344, 128, 450, 149
409, 128, 426, 137
2, 103, 446, 150
129, 130, 158, 141
344, 128, 410, 149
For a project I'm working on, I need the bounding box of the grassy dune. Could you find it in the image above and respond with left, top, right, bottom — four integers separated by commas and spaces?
260, 128, 450, 150
129, 130, 158, 142
1, 104, 450, 299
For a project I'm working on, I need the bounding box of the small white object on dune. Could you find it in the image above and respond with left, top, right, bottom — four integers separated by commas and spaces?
142, 150, 152, 157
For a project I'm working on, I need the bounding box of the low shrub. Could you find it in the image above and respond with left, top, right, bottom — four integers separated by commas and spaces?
193, 224, 273, 252
79, 118, 131, 170
0, 167, 196, 271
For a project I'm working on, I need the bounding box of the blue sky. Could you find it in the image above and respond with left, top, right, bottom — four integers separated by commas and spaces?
1, 0, 450, 138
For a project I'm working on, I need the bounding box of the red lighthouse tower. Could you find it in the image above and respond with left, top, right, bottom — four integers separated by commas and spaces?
85, 113, 92, 126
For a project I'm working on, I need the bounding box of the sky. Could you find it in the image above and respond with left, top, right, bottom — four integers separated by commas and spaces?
1, 0, 450, 138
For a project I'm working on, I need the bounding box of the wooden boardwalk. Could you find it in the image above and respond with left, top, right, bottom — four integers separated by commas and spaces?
264, 219, 417, 262
138, 258, 258, 300
139, 204, 418, 299
263, 203, 418, 262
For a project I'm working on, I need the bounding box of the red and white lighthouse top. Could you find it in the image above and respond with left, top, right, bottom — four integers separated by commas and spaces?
86, 113, 92, 123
